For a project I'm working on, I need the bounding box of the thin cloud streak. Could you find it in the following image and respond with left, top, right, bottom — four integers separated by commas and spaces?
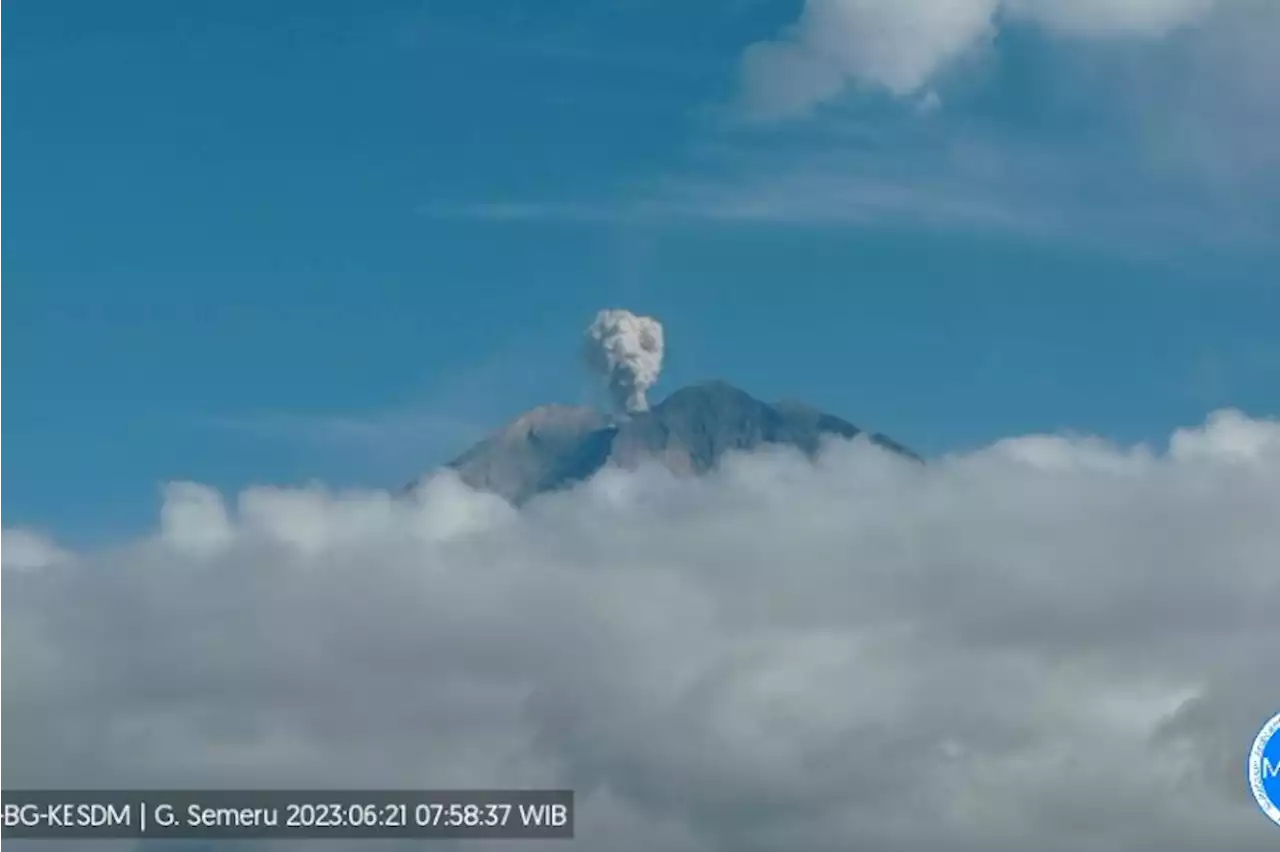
417, 200, 641, 225
419, 2, 1279, 254
416, 162, 1272, 252
199, 409, 480, 447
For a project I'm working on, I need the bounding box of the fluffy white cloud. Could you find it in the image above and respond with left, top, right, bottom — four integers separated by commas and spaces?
2, 528, 73, 570
740, 0, 1235, 118
4, 410, 1280, 851
741, 0, 998, 116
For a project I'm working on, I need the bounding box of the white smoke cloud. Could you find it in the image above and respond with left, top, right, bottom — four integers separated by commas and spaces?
583, 309, 665, 414
740, 0, 1241, 119
4, 410, 1280, 851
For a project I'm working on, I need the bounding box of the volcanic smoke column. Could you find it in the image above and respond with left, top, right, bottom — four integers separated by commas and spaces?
583, 309, 665, 414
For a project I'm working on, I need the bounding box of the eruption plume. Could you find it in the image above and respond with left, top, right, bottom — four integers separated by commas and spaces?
583, 309, 665, 414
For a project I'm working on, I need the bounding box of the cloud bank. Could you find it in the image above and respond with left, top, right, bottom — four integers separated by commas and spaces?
4, 409, 1280, 850
740, 0, 1234, 119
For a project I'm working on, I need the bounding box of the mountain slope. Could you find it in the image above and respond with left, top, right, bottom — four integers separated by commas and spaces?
442, 404, 614, 503
607, 381, 916, 473
423, 381, 918, 503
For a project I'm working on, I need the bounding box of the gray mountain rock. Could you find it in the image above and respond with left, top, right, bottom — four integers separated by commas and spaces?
418, 381, 919, 503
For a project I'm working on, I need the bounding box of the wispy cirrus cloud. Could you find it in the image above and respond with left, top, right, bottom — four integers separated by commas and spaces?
199, 334, 584, 472
418, 123, 1275, 251
418, 200, 638, 225
199, 409, 479, 448
197, 408, 485, 485
424, 1, 1279, 252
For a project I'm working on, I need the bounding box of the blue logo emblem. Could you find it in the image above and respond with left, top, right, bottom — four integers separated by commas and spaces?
1249, 712, 1280, 827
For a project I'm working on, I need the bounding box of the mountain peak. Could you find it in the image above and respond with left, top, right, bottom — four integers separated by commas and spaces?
668, 378, 745, 394
425, 382, 917, 503
656, 380, 756, 410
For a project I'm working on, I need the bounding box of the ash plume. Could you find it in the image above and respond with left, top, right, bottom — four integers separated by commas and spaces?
583, 309, 665, 414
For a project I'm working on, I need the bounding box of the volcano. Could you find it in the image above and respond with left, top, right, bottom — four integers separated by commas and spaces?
415, 380, 919, 503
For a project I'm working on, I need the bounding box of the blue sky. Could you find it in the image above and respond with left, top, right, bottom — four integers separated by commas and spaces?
5, 0, 1279, 543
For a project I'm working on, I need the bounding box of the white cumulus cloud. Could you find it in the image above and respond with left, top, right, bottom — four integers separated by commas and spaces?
4, 410, 1280, 851
740, 0, 1237, 119
2, 528, 73, 571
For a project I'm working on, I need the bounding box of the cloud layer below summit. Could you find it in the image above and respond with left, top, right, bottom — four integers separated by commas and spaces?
4, 409, 1280, 851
